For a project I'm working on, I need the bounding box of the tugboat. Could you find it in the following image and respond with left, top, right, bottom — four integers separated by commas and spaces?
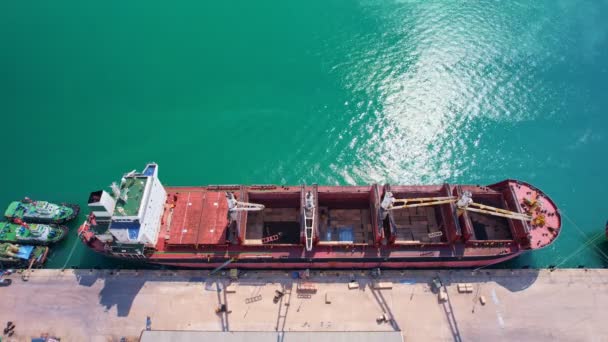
0, 220, 68, 245
0, 243, 48, 268
4, 198, 79, 224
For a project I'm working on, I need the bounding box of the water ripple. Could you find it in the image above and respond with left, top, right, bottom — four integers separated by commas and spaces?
323, 0, 571, 185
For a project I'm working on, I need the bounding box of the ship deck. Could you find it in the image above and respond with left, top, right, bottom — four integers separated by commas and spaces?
0, 222, 18, 240
158, 188, 229, 249
113, 177, 147, 216
510, 182, 561, 249
150, 181, 560, 261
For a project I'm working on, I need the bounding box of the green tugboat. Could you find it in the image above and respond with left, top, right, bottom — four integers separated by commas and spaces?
0, 221, 67, 245
4, 198, 79, 224
0, 243, 48, 268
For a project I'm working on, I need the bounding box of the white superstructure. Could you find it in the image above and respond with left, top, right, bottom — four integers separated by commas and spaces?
103, 163, 166, 247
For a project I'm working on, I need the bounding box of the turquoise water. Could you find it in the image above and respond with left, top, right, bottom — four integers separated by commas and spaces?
0, 1, 606, 269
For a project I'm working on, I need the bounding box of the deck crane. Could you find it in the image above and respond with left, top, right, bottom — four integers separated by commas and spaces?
303, 191, 315, 252
381, 191, 532, 221
455, 191, 531, 221
225, 192, 265, 221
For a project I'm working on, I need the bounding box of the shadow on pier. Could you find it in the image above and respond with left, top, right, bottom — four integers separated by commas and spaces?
71, 266, 540, 318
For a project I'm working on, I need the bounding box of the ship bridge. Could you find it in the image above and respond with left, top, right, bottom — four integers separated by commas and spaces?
86, 163, 166, 251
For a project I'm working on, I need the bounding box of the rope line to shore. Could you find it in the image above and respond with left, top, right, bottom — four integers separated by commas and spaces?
554, 232, 605, 268
560, 211, 608, 265
61, 238, 80, 270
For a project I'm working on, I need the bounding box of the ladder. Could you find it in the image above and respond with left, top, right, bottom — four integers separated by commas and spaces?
275, 284, 292, 331
262, 233, 281, 244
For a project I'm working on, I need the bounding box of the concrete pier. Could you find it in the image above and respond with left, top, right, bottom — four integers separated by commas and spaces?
0, 269, 606, 341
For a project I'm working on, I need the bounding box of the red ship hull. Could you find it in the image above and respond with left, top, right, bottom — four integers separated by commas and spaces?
122, 252, 522, 269
79, 178, 560, 269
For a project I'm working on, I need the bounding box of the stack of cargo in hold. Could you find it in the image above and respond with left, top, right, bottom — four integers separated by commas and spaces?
79, 164, 561, 268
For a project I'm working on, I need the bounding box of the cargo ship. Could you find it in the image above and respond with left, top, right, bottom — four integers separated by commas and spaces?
78, 164, 561, 269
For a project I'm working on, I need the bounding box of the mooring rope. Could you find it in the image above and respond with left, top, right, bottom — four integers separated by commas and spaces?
560, 210, 608, 265
61, 238, 80, 270
554, 232, 605, 268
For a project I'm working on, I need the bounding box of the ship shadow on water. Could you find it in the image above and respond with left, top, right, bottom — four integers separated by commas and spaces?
70, 267, 540, 320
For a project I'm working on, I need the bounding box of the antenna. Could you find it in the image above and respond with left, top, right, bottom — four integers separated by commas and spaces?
120, 187, 130, 202
110, 182, 121, 199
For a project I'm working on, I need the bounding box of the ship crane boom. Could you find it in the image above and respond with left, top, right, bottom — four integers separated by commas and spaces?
460, 206, 531, 220
226, 192, 265, 211
456, 191, 531, 221
389, 195, 458, 210
226, 192, 265, 221
381, 191, 532, 221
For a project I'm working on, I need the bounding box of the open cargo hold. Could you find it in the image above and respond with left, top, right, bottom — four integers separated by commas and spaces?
385, 184, 454, 245
317, 186, 378, 245
455, 185, 516, 243
244, 189, 301, 245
